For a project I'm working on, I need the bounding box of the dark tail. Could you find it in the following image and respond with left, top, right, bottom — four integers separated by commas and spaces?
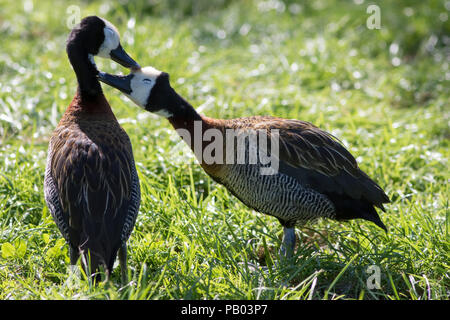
326, 192, 388, 232
79, 218, 115, 281
327, 168, 389, 232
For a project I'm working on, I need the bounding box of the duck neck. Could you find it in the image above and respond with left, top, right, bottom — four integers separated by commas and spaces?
166, 89, 225, 175
66, 44, 114, 117
67, 43, 103, 102
166, 88, 202, 130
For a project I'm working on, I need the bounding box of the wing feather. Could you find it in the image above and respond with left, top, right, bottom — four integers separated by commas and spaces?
44, 121, 140, 261
226, 116, 389, 209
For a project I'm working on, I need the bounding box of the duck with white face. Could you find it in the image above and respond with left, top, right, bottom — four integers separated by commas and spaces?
98, 66, 389, 262
45, 16, 143, 283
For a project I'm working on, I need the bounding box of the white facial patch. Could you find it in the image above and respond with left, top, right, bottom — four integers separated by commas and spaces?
126, 67, 173, 117
97, 18, 120, 58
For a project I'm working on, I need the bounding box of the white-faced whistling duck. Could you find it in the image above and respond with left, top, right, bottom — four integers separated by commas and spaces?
98, 66, 390, 260
44, 16, 141, 282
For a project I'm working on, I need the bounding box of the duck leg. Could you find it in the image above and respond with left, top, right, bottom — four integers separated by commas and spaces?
118, 243, 128, 284
279, 227, 296, 259
69, 244, 79, 266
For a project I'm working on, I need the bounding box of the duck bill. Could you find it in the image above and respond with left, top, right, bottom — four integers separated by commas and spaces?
109, 44, 141, 69
98, 72, 134, 94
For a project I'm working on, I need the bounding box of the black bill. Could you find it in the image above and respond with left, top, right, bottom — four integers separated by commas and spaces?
109, 44, 141, 69
97, 72, 134, 94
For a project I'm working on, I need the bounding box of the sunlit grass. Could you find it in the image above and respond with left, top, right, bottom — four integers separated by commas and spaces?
0, 0, 448, 299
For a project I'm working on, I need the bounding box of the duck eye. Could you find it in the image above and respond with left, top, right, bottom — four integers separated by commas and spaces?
143, 79, 152, 84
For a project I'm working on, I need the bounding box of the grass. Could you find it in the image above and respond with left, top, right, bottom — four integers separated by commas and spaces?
0, 0, 448, 299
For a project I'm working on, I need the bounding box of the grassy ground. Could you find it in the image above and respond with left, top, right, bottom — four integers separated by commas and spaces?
0, 0, 448, 299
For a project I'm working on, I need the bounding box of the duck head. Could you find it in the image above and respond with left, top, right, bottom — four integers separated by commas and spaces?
67, 16, 140, 97
98, 66, 189, 118
67, 16, 140, 70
